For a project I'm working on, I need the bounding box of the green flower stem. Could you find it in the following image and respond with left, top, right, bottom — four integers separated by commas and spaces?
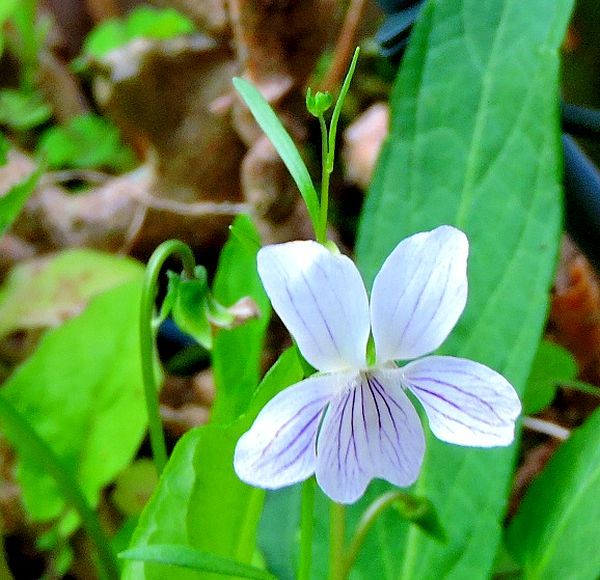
342, 491, 405, 577
317, 114, 331, 244
13, 0, 39, 91
328, 502, 346, 580
562, 379, 600, 398
0, 395, 119, 580
298, 477, 316, 580
140, 240, 196, 474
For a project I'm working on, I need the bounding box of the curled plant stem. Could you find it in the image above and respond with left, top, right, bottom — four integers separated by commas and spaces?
342, 491, 406, 577
140, 240, 196, 474
0, 396, 119, 580
298, 478, 316, 580
328, 502, 346, 580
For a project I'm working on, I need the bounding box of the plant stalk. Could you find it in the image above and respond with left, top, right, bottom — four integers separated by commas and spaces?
298, 478, 316, 580
328, 502, 346, 580
140, 240, 196, 474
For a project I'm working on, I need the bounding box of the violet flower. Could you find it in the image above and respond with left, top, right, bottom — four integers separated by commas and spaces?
234, 226, 521, 504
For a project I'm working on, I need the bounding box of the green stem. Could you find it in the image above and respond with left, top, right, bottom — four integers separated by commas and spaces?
342, 491, 405, 578
317, 115, 331, 244
140, 240, 196, 474
561, 379, 600, 398
328, 502, 346, 580
0, 395, 119, 580
13, 0, 39, 91
298, 478, 316, 580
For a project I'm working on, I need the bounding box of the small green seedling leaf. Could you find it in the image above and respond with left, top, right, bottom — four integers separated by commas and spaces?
0, 89, 52, 130
232, 77, 320, 228
77, 6, 195, 67
120, 544, 275, 579
523, 340, 578, 414
0, 166, 41, 237
37, 113, 135, 172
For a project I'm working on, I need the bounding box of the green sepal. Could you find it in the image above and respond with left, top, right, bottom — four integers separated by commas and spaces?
306, 87, 333, 117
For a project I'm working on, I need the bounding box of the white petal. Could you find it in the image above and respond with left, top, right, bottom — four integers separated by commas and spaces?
258, 241, 370, 372
315, 372, 425, 504
402, 356, 521, 447
370, 226, 469, 362
234, 374, 337, 489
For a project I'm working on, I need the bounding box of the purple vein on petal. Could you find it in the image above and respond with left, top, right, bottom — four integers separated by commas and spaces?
270, 412, 323, 476
300, 269, 343, 359
366, 377, 407, 469
403, 255, 454, 353
259, 397, 328, 460
406, 375, 506, 422
276, 261, 325, 357
336, 392, 351, 472
409, 385, 503, 436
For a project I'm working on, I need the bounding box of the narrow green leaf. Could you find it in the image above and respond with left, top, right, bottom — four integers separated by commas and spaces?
506, 407, 600, 579
352, 0, 575, 577
120, 544, 275, 579
1, 281, 147, 526
211, 214, 271, 422
233, 77, 320, 227
0, 395, 120, 579
523, 340, 578, 414
124, 348, 303, 580
326, 46, 359, 172
0, 167, 41, 237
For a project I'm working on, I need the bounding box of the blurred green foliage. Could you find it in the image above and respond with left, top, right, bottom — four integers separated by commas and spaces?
0, 89, 52, 131
37, 113, 136, 172
74, 6, 195, 70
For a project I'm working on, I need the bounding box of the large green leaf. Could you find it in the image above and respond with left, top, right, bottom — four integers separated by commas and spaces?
124, 348, 303, 580
2, 280, 147, 523
505, 407, 600, 579
211, 214, 271, 422
120, 544, 275, 579
352, 0, 574, 577
0, 249, 144, 339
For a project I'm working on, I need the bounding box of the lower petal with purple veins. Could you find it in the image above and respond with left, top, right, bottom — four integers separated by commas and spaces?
234, 374, 338, 489
315, 372, 425, 504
